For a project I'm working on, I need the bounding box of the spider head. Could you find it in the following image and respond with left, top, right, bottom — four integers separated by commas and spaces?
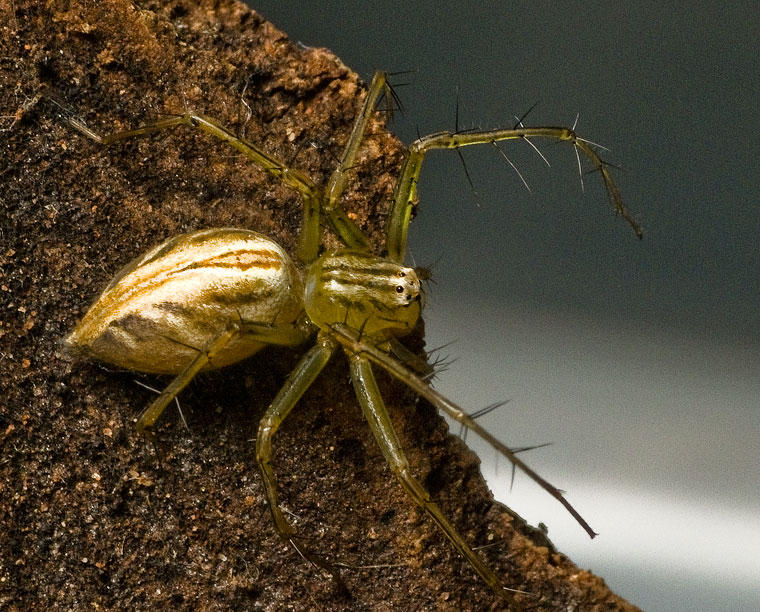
304, 250, 423, 340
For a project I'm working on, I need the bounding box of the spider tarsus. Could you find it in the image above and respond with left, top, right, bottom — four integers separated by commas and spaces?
139, 426, 168, 469
289, 537, 348, 594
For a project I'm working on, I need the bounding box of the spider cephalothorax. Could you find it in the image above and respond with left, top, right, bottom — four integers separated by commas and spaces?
305, 250, 424, 337
64, 71, 640, 607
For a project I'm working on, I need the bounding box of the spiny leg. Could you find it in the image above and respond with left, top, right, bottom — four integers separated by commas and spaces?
136, 326, 240, 440
332, 323, 597, 539
255, 336, 339, 582
388, 336, 435, 378
321, 71, 393, 252
238, 320, 313, 347
349, 354, 523, 608
64, 112, 325, 262
135, 322, 311, 439
64, 72, 396, 263
386, 125, 643, 262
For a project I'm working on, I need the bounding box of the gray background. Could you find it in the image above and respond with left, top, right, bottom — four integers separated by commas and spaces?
247, 2, 759, 611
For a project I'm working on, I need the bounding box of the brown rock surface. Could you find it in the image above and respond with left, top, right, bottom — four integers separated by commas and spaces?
0, 1, 644, 610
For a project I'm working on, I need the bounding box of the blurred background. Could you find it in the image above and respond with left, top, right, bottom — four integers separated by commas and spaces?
247, 2, 759, 610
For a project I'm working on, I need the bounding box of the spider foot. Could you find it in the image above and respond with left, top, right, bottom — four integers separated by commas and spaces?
289, 536, 347, 594
136, 423, 169, 468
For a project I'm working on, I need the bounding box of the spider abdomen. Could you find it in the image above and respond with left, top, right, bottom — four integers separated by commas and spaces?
66, 228, 304, 374
304, 250, 423, 340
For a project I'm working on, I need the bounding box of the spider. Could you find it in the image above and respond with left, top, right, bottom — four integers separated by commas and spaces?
63, 71, 641, 606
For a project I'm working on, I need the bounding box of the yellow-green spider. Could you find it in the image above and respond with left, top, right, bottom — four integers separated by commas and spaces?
64, 71, 641, 606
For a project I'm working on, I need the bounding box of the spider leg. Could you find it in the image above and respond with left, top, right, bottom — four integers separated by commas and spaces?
349, 353, 522, 608
135, 322, 310, 439
332, 323, 597, 539
321, 70, 393, 253
386, 124, 643, 262
64, 112, 325, 263
388, 336, 435, 378
238, 320, 313, 347
255, 335, 339, 582
136, 326, 239, 440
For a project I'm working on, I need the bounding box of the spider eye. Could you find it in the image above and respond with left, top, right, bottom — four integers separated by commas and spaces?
396, 285, 404, 293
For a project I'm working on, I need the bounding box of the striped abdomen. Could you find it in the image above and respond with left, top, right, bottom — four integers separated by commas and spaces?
66, 228, 304, 374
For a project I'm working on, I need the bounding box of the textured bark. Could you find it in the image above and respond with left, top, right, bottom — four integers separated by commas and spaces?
0, 1, 643, 610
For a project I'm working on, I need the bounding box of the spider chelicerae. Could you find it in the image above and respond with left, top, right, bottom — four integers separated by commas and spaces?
63, 71, 641, 606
